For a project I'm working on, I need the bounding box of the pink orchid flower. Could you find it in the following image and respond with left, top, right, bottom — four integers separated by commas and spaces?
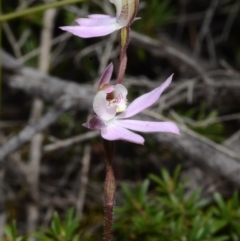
83, 63, 180, 144
60, 0, 139, 38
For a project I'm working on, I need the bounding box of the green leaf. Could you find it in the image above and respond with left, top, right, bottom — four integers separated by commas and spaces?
214, 192, 226, 213
51, 212, 62, 236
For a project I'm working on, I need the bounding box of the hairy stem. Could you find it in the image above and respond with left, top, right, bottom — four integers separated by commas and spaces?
102, 139, 116, 241
117, 27, 130, 84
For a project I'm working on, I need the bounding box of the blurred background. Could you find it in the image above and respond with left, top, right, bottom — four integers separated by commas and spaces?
1, 0, 240, 240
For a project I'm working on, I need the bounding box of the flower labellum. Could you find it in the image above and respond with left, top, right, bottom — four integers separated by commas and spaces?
83, 63, 180, 144
59, 0, 139, 38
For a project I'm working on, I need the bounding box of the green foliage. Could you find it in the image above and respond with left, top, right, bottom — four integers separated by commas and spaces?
34, 208, 88, 241
212, 192, 240, 241
178, 102, 225, 142
3, 169, 240, 241
3, 221, 28, 241
114, 167, 238, 241
190, 103, 224, 142
3, 209, 89, 241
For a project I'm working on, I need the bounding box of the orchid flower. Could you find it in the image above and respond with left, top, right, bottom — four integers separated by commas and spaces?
83, 63, 180, 144
60, 0, 139, 38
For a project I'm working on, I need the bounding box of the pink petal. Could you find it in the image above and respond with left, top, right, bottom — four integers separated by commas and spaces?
117, 75, 173, 119
82, 115, 107, 130
88, 14, 113, 19
101, 122, 144, 144
93, 91, 116, 121
75, 17, 117, 26
114, 120, 180, 135
98, 62, 113, 89
60, 23, 122, 38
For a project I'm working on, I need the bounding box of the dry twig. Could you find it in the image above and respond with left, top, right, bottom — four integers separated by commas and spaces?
43, 132, 98, 153
27, 7, 57, 238
76, 145, 91, 217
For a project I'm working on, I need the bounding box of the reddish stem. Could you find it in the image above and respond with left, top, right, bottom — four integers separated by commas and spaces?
117, 53, 127, 84
102, 139, 116, 241
117, 27, 130, 84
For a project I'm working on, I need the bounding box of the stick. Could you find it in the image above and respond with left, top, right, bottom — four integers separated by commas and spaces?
76, 145, 91, 217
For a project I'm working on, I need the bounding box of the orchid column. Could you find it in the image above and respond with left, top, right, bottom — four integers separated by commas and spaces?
60, 1, 180, 241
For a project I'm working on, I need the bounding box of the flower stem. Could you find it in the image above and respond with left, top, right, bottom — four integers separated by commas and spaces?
117, 27, 130, 84
0, 0, 86, 23
102, 139, 116, 241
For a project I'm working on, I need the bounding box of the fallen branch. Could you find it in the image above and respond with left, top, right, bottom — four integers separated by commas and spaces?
2, 50, 95, 109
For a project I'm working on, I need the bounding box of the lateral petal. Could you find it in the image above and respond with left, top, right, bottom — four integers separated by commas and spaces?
101, 122, 144, 144
60, 23, 122, 38
75, 17, 116, 26
117, 75, 173, 119
114, 120, 180, 134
